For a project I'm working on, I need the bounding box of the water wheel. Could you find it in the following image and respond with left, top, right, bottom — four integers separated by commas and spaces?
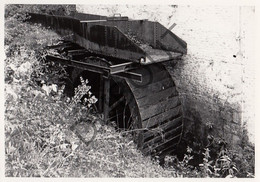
77, 67, 182, 157
122, 63, 183, 157
50, 43, 183, 159
70, 63, 182, 158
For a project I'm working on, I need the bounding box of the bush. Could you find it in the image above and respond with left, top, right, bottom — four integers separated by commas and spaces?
5, 4, 76, 19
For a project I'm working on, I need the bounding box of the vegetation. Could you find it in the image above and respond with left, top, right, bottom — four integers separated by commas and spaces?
4, 5, 254, 177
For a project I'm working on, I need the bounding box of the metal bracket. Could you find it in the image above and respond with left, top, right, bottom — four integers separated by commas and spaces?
46, 55, 142, 81
107, 13, 128, 21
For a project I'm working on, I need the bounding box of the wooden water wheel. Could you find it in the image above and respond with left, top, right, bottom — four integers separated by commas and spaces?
122, 63, 183, 157
46, 41, 183, 159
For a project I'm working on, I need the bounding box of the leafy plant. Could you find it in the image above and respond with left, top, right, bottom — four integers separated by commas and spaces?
199, 148, 213, 177
164, 146, 199, 177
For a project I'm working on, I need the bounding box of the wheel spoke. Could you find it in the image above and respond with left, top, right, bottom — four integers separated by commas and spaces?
123, 101, 127, 129
109, 96, 125, 112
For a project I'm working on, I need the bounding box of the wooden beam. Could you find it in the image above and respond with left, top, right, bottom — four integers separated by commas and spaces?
98, 75, 104, 112
103, 77, 110, 123
109, 95, 125, 112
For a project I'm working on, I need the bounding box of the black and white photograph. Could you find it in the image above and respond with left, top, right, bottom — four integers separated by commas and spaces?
1, 0, 257, 178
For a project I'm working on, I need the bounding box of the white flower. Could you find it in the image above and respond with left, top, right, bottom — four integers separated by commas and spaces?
71, 142, 79, 151
89, 96, 98, 103
42, 84, 52, 96
17, 61, 32, 75
51, 84, 58, 92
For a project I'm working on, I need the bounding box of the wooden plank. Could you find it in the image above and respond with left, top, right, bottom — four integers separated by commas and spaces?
139, 96, 179, 120
127, 63, 171, 90
98, 75, 104, 112
136, 87, 177, 107
145, 50, 182, 64
80, 20, 107, 23
143, 116, 182, 140
143, 124, 183, 148
130, 77, 174, 98
142, 105, 181, 128
144, 121, 182, 144
130, 63, 166, 74
128, 69, 170, 89
153, 133, 181, 152
152, 143, 178, 157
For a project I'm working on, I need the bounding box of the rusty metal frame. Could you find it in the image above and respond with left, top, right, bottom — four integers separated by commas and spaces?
46, 55, 142, 81
46, 54, 142, 123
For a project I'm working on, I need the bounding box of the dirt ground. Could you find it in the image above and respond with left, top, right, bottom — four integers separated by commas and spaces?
77, 5, 255, 143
